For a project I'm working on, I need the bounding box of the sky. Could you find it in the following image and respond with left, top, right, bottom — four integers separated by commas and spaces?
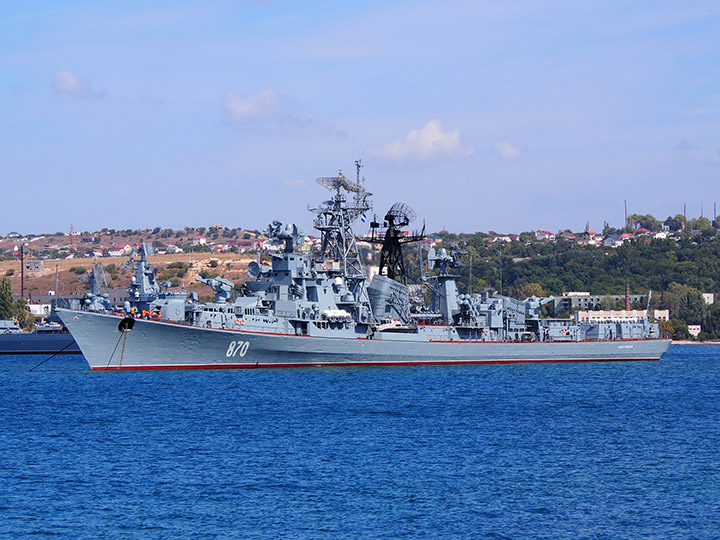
1, 0, 719, 236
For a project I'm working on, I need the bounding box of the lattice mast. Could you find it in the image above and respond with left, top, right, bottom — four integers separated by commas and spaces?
312, 160, 372, 282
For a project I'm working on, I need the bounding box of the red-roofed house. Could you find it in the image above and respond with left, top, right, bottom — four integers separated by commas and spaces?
535, 230, 555, 241
108, 244, 131, 257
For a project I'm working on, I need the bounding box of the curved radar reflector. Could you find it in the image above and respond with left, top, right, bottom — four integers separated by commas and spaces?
316, 171, 363, 193
387, 202, 416, 224
247, 261, 261, 279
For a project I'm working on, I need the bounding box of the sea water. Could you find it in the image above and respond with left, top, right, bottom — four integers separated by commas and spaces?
1, 345, 718, 539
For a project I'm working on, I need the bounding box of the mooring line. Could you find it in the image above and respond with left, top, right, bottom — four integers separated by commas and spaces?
105, 331, 126, 369
28, 341, 77, 372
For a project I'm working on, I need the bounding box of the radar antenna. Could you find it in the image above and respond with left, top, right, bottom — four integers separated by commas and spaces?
316, 169, 364, 194
366, 202, 425, 283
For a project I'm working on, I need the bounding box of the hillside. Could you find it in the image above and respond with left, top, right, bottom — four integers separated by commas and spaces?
0, 253, 255, 302
3, 219, 720, 339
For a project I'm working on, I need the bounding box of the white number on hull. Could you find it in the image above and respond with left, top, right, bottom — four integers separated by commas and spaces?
226, 340, 250, 357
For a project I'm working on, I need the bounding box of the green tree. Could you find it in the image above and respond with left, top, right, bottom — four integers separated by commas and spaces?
663, 214, 685, 232
516, 282, 546, 299
660, 319, 689, 340
630, 213, 662, 232
14, 297, 35, 330
0, 278, 13, 319
689, 216, 713, 231
659, 282, 706, 324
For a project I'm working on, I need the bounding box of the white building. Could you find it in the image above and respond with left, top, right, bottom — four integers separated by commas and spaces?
575, 310, 648, 322
29, 303, 52, 317
688, 325, 702, 338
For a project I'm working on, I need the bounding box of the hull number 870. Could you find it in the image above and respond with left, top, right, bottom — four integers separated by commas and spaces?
226, 340, 250, 357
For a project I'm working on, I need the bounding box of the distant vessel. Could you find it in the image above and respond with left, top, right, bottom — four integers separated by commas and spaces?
0, 319, 80, 355
57, 163, 671, 370
0, 261, 111, 355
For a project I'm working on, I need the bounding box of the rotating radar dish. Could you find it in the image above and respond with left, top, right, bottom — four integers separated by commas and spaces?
247, 261, 261, 279
386, 202, 416, 227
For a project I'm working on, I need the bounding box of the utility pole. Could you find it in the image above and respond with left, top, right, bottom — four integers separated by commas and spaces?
468, 253, 472, 295
624, 199, 628, 229
20, 244, 25, 299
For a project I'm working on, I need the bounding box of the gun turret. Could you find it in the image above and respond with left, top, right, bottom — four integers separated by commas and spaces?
195, 276, 235, 303
265, 221, 302, 253
428, 246, 465, 276
523, 296, 555, 319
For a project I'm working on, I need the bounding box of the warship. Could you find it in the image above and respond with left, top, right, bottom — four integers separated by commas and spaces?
57, 163, 670, 370
0, 319, 80, 355
0, 261, 112, 355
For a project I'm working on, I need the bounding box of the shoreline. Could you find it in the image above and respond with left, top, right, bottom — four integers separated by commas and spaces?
672, 340, 720, 345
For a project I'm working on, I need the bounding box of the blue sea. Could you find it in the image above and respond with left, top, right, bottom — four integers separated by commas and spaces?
1, 345, 719, 539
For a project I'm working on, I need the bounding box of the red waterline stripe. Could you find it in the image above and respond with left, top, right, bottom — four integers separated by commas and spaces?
91, 357, 660, 371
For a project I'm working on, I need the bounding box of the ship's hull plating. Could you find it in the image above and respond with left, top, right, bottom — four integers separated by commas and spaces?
57, 309, 671, 370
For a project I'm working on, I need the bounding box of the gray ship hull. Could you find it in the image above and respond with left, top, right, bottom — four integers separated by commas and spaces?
0, 331, 80, 355
57, 309, 671, 370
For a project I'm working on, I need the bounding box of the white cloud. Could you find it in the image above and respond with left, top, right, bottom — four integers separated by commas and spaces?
371, 119, 473, 163
223, 89, 346, 136
224, 89, 282, 124
53, 70, 105, 98
689, 94, 720, 116
492, 141, 521, 161
276, 114, 347, 137
281, 178, 307, 189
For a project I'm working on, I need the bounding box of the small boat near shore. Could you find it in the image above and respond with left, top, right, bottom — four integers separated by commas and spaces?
0, 319, 80, 355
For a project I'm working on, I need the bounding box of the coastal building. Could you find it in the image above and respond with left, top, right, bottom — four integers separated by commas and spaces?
575, 310, 648, 322
108, 244, 131, 257
554, 291, 646, 313
24, 260, 44, 271
654, 309, 670, 321
688, 325, 702, 337
602, 235, 624, 248
29, 303, 52, 317
535, 230, 555, 242
580, 231, 603, 246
